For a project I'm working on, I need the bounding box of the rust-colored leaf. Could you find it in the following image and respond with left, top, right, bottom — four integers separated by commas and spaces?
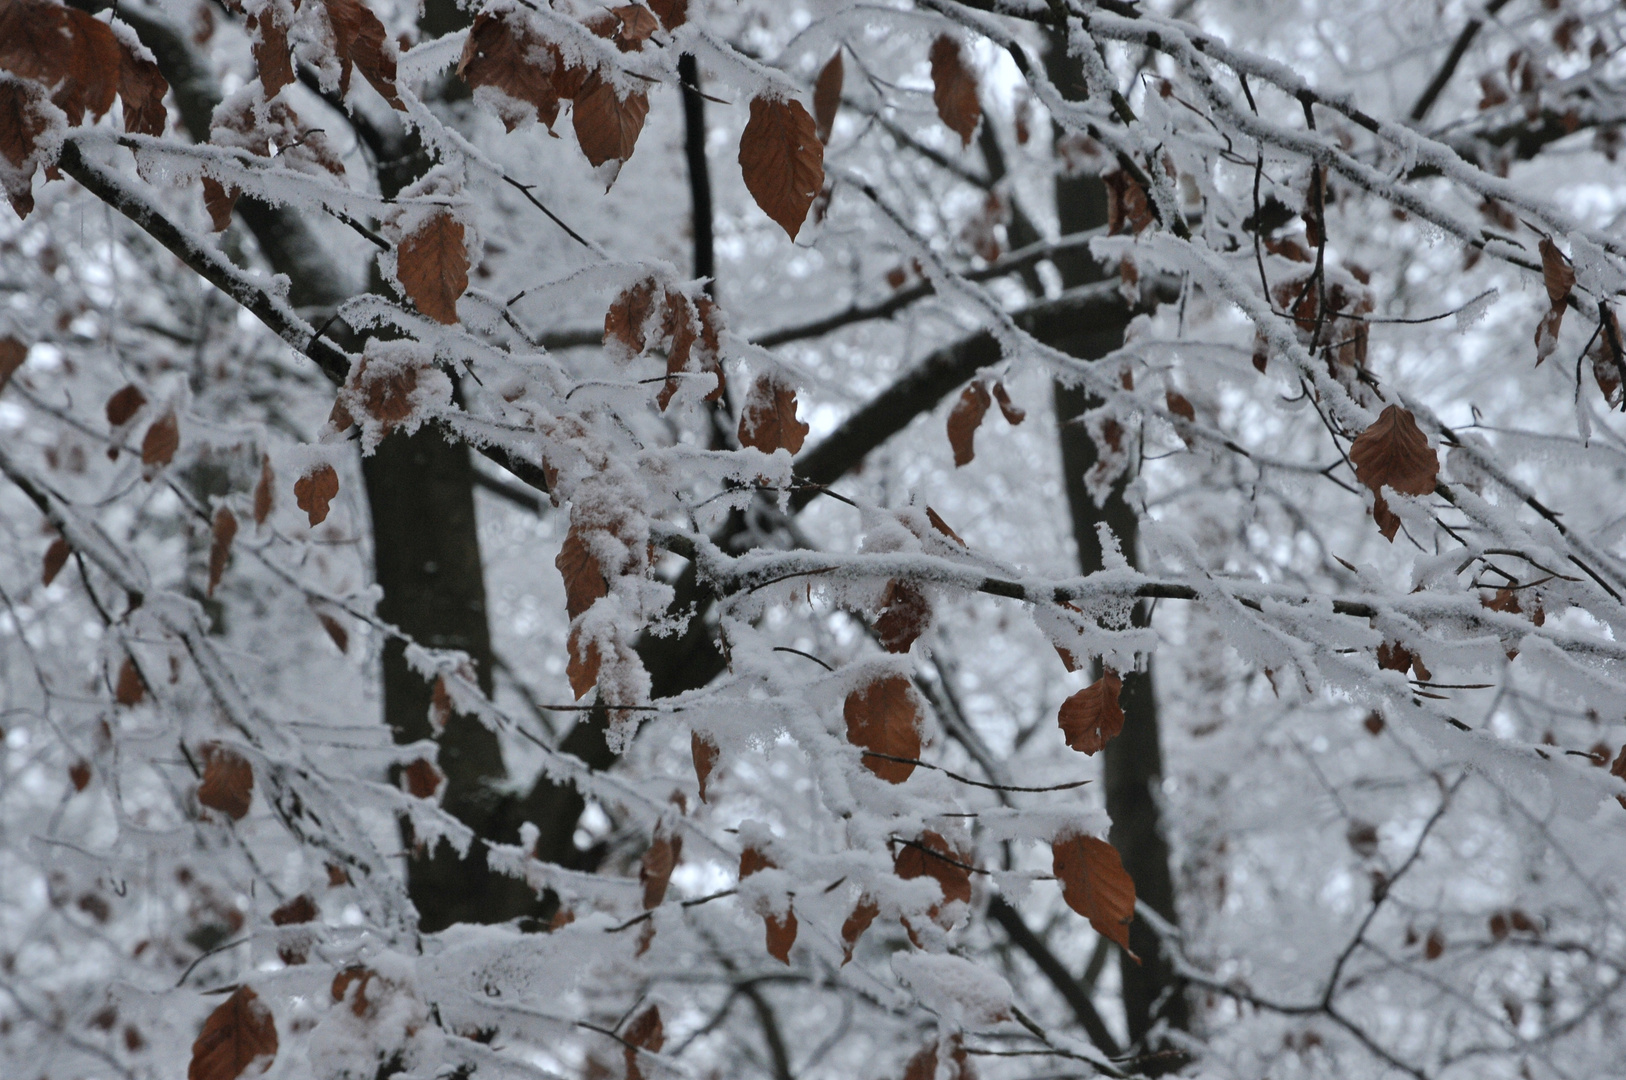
397, 212, 467, 325
43, 535, 69, 586
115, 40, 168, 136
141, 412, 179, 468
293, 464, 339, 527
601, 5, 658, 51
622, 1004, 663, 1080
840, 894, 879, 964
557, 525, 609, 621
0, 77, 49, 217
317, 612, 348, 653
739, 96, 824, 239
737, 375, 810, 455
69, 759, 91, 791
115, 657, 144, 705
320, 0, 403, 108
188, 986, 277, 1080
1424, 927, 1445, 959
813, 49, 843, 144
925, 507, 966, 546
253, 455, 273, 525
764, 907, 797, 964
458, 14, 570, 131
928, 35, 980, 147
566, 624, 601, 700
647, 0, 686, 28
844, 674, 922, 783
0, 334, 24, 392
946, 381, 991, 467
106, 384, 147, 427
198, 744, 254, 820
874, 579, 930, 654
991, 381, 1024, 424
572, 71, 648, 171
640, 831, 681, 909
895, 830, 971, 927
398, 758, 441, 800
739, 845, 776, 879
248, 8, 294, 98
1057, 672, 1123, 755
604, 277, 660, 356
1539, 236, 1575, 308
691, 729, 719, 802
1349, 405, 1437, 498
1052, 832, 1138, 961
207, 507, 237, 597
270, 894, 317, 926
201, 177, 238, 231
0, 2, 121, 125
1104, 169, 1154, 235
1165, 390, 1195, 422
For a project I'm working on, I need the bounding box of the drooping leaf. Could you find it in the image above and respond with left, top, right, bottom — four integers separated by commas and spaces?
1051, 832, 1138, 960
946, 381, 991, 467
813, 49, 842, 144
991, 381, 1024, 424
458, 13, 573, 132
1057, 672, 1123, 755
764, 907, 797, 964
739, 96, 824, 239
69, 759, 91, 791
319, 0, 403, 109
737, 375, 809, 455
115, 657, 144, 705
400, 758, 442, 799
247, 8, 294, 98
198, 744, 254, 820
1349, 405, 1438, 498
572, 71, 648, 172
293, 464, 339, 527
639, 830, 681, 909
1104, 168, 1154, 235
621, 1004, 663, 1080
317, 612, 349, 653
647, 0, 686, 28
43, 535, 68, 585
115, 40, 169, 136
844, 674, 921, 783
874, 579, 930, 654
141, 411, 179, 468
0, 77, 50, 218
1534, 236, 1575, 364
691, 729, 719, 802
1165, 390, 1196, 422
894, 830, 972, 927
202, 177, 237, 232
208, 507, 237, 597
0, 334, 23, 391
0, 2, 121, 125
253, 455, 274, 525
604, 277, 661, 356
187, 986, 277, 1080
566, 624, 601, 700
270, 894, 317, 926
925, 507, 966, 546
840, 894, 879, 964
928, 35, 980, 147
106, 384, 146, 427
903, 1036, 973, 1080
557, 525, 609, 620
397, 212, 468, 325
739, 845, 776, 878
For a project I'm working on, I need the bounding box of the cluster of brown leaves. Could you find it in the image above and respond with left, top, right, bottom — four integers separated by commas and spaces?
946, 379, 1024, 466
604, 278, 726, 410
1348, 404, 1438, 541
1270, 270, 1374, 377
203, 94, 346, 231
0, 0, 169, 216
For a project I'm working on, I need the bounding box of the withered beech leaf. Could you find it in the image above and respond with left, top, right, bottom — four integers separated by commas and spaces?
621, 1004, 663, 1080
208, 507, 237, 597
1539, 236, 1575, 308
317, 612, 349, 653
400, 758, 442, 799
874, 579, 931, 654
187, 986, 278, 1080
764, 908, 797, 964
640, 831, 681, 909
844, 674, 922, 783
198, 744, 254, 820
692, 730, 719, 802
43, 535, 69, 586
1052, 832, 1138, 961
141, 411, 180, 468
1165, 390, 1196, 422
397, 212, 468, 325
739, 845, 777, 878
813, 49, 843, 144
556, 525, 609, 621
737, 375, 810, 455
928, 35, 980, 147
458, 14, 572, 132
840, 894, 879, 964
647, 0, 687, 28
739, 96, 824, 239
991, 381, 1025, 425
293, 464, 340, 527
925, 507, 966, 546
604, 277, 660, 356
572, 71, 648, 172
0, 335, 25, 392
270, 894, 317, 926
69, 759, 91, 791
115, 657, 144, 706
320, 0, 403, 109
566, 624, 601, 700
106, 384, 146, 427
253, 456, 273, 525
946, 381, 991, 467
1349, 405, 1438, 501
1057, 672, 1123, 755
202, 177, 238, 232
0, 78, 51, 218
248, 9, 294, 99
116, 41, 169, 137
894, 830, 972, 926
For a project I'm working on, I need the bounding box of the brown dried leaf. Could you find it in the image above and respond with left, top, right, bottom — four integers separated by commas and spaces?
925, 507, 965, 546
737, 375, 810, 455
0, 78, 50, 217
141, 412, 179, 468
293, 464, 339, 527
874, 579, 930, 654
573, 71, 648, 171
248, 8, 294, 98
320, 0, 403, 108
604, 277, 660, 355
198, 744, 254, 820
928, 35, 980, 147
557, 525, 609, 620
253, 455, 274, 526
739, 845, 776, 878
1104, 169, 1154, 235
739, 96, 824, 239
566, 624, 601, 700
947, 381, 991, 467
1349, 405, 1438, 497
1052, 832, 1138, 960
640, 831, 681, 909
0, 334, 24, 392
764, 908, 797, 964
604, 5, 659, 51
202, 177, 238, 231
317, 612, 348, 653
1057, 672, 1123, 755
1165, 390, 1195, 422
397, 212, 467, 325
895, 830, 972, 927
991, 381, 1025, 424
207, 507, 237, 597
188, 986, 277, 1080
458, 14, 570, 131
1539, 236, 1575, 307
69, 759, 91, 791
903, 1037, 973, 1080
106, 384, 147, 427
43, 535, 69, 586
844, 674, 921, 783
401, 758, 442, 799
813, 49, 843, 144
839, 894, 879, 964
647, 0, 686, 28
115, 657, 144, 706
270, 894, 317, 926
1424, 927, 1445, 959
116, 41, 169, 136
691, 729, 719, 802
622, 1004, 663, 1080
